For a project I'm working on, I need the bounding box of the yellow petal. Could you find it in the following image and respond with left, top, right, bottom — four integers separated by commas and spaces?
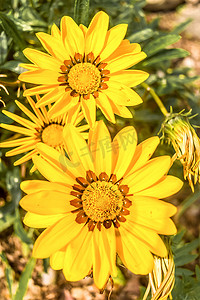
32, 214, 83, 258
5, 141, 37, 156
63, 124, 94, 174
21, 180, 70, 194
48, 94, 79, 119
35, 87, 64, 107
20, 190, 73, 214
115, 83, 143, 106
107, 51, 146, 73
51, 23, 61, 39
2, 109, 37, 130
0, 136, 36, 148
61, 16, 85, 56
103, 81, 137, 106
79, 24, 87, 36
85, 11, 109, 57
0, 123, 35, 136
20, 63, 39, 70
101, 225, 117, 277
110, 70, 149, 87
13, 149, 38, 166
36, 142, 81, 179
117, 226, 154, 274
36, 32, 69, 61
32, 155, 76, 186
122, 221, 167, 257
23, 48, 61, 71
63, 226, 92, 281
96, 92, 115, 123
112, 127, 137, 179
130, 195, 177, 217
136, 175, 183, 198
81, 96, 96, 128
50, 248, 66, 270
19, 69, 59, 85
106, 40, 141, 62
88, 120, 112, 176
104, 82, 142, 106
109, 101, 133, 118
123, 156, 171, 192
23, 85, 58, 97
23, 212, 65, 228
92, 227, 110, 289
125, 136, 160, 176
100, 24, 128, 61
15, 100, 43, 126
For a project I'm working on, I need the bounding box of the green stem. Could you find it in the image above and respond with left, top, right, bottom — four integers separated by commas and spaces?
142, 82, 169, 117
74, 0, 90, 25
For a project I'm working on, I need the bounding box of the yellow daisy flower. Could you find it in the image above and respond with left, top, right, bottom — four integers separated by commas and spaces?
18, 11, 148, 127
0, 95, 89, 167
20, 121, 182, 289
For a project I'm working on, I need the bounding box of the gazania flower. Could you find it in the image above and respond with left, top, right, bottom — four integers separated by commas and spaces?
162, 110, 200, 191
0, 95, 89, 168
18, 11, 148, 127
20, 121, 182, 289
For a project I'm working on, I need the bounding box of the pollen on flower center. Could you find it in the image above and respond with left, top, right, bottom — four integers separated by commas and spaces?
41, 124, 64, 148
82, 181, 123, 222
68, 63, 101, 95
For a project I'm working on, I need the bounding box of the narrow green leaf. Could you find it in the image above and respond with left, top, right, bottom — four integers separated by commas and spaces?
143, 48, 189, 66
0, 211, 16, 232
0, 252, 13, 299
178, 188, 200, 218
128, 28, 154, 43
14, 209, 33, 245
175, 253, 198, 267
74, 0, 90, 25
143, 34, 181, 56
14, 258, 36, 300
0, 12, 26, 50
172, 18, 192, 35
0, 31, 8, 64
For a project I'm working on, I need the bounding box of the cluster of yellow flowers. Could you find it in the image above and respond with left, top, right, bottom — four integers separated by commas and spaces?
0, 11, 185, 292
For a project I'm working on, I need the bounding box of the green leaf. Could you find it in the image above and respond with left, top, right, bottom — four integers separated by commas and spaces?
0, 252, 13, 299
143, 34, 181, 56
143, 48, 189, 66
14, 209, 33, 245
14, 257, 36, 300
176, 267, 194, 277
0, 31, 8, 64
178, 188, 200, 218
172, 18, 192, 35
0, 210, 16, 232
74, 0, 90, 25
0, 12, 26, 50
128, 28, 154, 43
1, 60, 25, 74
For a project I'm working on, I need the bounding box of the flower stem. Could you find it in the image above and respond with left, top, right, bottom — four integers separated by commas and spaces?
142, 82, 168, 117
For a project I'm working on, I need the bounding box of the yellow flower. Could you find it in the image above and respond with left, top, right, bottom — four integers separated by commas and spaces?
18, 11, 148, 127
0, 95, 89, 168
20, 121, 182, 289
162, 111, 200, 191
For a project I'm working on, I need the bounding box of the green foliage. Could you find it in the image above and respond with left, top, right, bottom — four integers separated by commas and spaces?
0, 0, 199, 298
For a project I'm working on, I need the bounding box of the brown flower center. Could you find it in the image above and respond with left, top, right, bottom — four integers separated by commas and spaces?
41, 124, 64, 148
58, 52, 110, 99
70, 170, 132, 231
